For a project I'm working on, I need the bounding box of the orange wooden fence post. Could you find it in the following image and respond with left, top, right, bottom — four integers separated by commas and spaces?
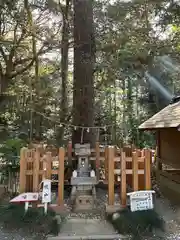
19, 147, 27, 193
121, 151, 126, 207
132, 151, 138, 191
33, 146, 40, 192
42, 160, 46, 180
58, 147, 65, 205
141, 149, 145, 157
145, 149, 151, 190
108, 146, 114, 205
95, 141, 100, 181
105, 146, 108, 182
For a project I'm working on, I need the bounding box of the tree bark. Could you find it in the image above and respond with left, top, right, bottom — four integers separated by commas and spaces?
127, 76, 133, 144
57, 0, 70, 145
72, 0, 95, 146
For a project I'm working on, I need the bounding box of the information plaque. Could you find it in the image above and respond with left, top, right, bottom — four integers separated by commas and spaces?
127, 190, 155, 212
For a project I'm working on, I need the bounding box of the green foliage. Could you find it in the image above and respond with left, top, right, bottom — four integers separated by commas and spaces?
0, 138, 26, 166
1, 0, 180, 147
0, 203, 60, 237
38, 64, 56, 77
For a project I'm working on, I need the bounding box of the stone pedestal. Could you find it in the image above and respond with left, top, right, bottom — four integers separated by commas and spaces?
74, 194, 95, 211
70, 150, 97, 212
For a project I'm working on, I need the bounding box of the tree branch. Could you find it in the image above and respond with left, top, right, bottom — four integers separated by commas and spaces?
8, 24, 27, 65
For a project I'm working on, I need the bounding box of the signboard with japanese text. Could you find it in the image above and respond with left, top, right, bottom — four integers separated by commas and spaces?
127, 190, 155, 212
42, 179, 51, 203
10, 192, 39, 203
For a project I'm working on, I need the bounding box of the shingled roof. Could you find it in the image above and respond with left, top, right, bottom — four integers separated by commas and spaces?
139, 101, 180, 130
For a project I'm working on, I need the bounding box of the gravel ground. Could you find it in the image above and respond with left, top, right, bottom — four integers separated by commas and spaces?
0, 226, 48, 240
0, 227, 35, 240
153, 196, 180, 239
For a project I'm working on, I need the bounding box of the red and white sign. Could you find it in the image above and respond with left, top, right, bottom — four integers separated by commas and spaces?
10, 192, 39, 203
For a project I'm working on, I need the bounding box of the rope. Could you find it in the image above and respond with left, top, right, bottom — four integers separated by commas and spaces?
96, 128, 100, 141
30, 109, 115, 129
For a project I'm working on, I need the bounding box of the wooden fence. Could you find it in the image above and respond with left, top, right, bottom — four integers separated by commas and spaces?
19, 142, 152, 206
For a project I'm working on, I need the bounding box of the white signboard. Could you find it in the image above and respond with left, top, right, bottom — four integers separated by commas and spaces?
127, 190, 155, 212
42, 179, 51, 203
75, 143, 91, 156
10, 192, 39, 203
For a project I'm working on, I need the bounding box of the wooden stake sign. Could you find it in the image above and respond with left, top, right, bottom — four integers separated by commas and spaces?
42, 179, 51, 214
10, 192, 39, 213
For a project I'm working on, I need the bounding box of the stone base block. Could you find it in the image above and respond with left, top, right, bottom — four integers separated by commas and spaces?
105, 204, 123, 213
74, 195, 95, 211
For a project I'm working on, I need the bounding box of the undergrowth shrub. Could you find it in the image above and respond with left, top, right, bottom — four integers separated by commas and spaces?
0, 203, 61, 237
106, 208, 165, 240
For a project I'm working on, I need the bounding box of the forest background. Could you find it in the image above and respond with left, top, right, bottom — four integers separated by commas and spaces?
0, 0, 179, 167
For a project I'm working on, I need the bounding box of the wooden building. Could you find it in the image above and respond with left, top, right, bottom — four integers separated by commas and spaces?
139, 98, 180, 202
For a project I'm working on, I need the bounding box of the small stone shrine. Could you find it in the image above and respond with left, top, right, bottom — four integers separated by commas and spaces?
70, 143, 97, 211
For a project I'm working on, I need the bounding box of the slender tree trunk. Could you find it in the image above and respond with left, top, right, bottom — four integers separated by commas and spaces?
135, 82, 139, 146
127, 76, 133, 144
122, 78, 126, 145
24, 0, 40, 141
72, 0, 95, 146
57, 0, 70, 145
113, 79, 117, 145
0, 74, 8, 94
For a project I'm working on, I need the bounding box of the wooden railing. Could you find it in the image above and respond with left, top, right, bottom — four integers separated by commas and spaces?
19, 144, 152, 206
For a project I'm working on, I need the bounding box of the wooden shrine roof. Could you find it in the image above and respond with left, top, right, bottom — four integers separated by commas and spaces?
139, 101, 180, 130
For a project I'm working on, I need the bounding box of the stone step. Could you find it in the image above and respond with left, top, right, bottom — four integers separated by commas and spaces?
48, 233, 126, 239
67, 213, 102, 219
51, 217, 125, 239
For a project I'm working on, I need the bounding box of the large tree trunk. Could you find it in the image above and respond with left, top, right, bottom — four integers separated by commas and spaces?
72, 0, 95, 146
57, 0, 70, 145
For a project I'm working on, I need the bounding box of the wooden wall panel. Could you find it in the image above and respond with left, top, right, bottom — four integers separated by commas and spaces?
160, 128, 180, 168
